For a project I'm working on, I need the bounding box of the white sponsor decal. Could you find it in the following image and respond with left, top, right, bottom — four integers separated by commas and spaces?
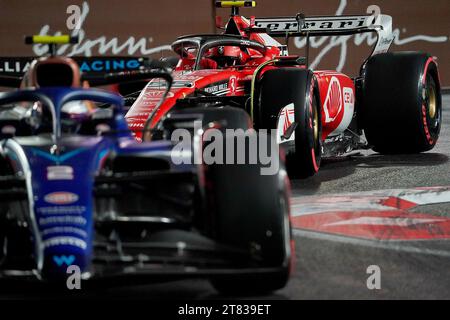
204, 82, 228, 94
1, 125, 16, 135
44, 192, 79, 205
47, 166, 74, 181
41, 227, 88, 238
43, 236, 87, 249
324, 216, 445, 228
330, 86, 355, 136
277, 103, 296, 144
39, 216, 87, 226
0, 61, 31, 73
37, 206, 87, 215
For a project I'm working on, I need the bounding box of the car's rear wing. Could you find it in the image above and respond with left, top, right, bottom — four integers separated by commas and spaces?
250, 14, 394, 58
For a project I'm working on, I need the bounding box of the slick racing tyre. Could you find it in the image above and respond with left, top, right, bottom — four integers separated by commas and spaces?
206, 132, 292, 295
257, 68, 322, 178
361, 52, 442, 154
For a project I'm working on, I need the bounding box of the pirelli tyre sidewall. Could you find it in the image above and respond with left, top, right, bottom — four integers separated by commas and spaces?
258, 68, 322, 178
362, 52, 442, 154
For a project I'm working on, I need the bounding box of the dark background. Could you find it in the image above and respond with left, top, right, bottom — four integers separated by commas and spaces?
0, 0, 448, 87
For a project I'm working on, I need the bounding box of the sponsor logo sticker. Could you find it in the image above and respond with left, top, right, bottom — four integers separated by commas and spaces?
78, 58, 141, 72
277, 103, 296, 144
44, 192, 79, 205
39, 216, 87, 226
204, 82, 228, 95
44, 237, 87, 249
47, 166, 74, 180
228, 76, 237, 95
254, 16, 369, 33
53, 255, 76, 267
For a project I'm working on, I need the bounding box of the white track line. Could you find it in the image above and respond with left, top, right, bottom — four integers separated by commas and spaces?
291, 186, 450, 216
293, 229, 450, 258
291, 187, 450, 256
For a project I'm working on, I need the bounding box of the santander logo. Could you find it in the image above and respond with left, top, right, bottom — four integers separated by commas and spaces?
44, 192, 79, 205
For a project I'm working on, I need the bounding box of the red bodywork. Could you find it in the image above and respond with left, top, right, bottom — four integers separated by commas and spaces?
125, 15, 355, 142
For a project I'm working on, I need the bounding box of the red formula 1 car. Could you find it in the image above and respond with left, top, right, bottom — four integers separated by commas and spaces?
125, 1, 442, 178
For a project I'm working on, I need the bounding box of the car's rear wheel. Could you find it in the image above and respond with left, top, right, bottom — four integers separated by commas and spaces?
361, 52, 442, 154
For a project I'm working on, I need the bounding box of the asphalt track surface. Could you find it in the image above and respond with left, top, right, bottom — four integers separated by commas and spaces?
1, 95, 449, 300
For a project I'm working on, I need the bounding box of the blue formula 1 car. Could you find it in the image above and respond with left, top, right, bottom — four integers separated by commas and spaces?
0, 78, 292, 294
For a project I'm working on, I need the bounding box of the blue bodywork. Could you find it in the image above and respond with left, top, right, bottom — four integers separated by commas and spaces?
0, 87, 192, 279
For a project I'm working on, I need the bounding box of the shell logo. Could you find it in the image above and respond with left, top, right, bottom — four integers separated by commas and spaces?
323, 76, 342, 123
44, 192, 79, 205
